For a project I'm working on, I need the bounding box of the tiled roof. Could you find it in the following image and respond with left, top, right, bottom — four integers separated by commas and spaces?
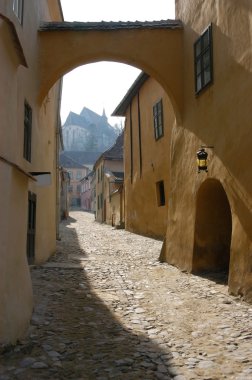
60, 151, 102, 167
39, 19, 183, 32
112, 171, 124, 181
79, 170, 94, 182
104, 169, 124, 181
80, 107, 115, 133
63, 111, 89, 129
102, 131, 124, 160
94, 131, 124, 167
59, 153, 87, 169
80, 107, 104, 125
63, 108, 116, 138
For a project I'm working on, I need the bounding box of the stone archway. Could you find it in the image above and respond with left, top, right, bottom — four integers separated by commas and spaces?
37, 20, 183, 123
192, 179, 232, 274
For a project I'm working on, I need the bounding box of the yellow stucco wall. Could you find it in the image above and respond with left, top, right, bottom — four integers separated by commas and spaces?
1, 0, 251, 347
36, 0, 251, 303
163, 0, 252, 302
124, 77, 175, 239
0, 1, 62, 343
31, 85, 61, 264
0, 164, 33, 343
38, 25, 183, 121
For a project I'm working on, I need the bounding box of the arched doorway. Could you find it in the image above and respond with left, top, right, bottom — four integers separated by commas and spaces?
192, 179, 232, 276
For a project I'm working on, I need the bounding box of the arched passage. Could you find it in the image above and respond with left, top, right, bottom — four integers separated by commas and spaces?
37, 20, 183, 123
192, 179, 232, 274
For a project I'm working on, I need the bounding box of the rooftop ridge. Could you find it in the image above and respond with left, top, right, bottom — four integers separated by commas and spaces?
39, 19, 183, 32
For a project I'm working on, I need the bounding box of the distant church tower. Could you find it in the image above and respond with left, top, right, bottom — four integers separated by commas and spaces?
62, 107, 117, 152
102, 108, 108, 123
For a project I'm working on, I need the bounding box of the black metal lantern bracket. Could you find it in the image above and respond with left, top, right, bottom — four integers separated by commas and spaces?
196, 145, 214, 173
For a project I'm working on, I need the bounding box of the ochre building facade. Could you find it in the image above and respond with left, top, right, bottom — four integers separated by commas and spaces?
0, 0, 63, 343
161, 0, 252, 302
1, 0, 252, 345
113, 73, 175, 239
94, 133, 124, 225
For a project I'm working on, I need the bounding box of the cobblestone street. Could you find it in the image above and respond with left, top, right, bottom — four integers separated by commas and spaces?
1, 211, 252, 380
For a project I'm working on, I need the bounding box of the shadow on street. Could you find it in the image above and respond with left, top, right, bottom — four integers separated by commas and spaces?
0, 217, 174, 380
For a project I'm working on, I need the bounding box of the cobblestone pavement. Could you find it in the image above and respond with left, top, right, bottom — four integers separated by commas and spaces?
1, 211, 252, 380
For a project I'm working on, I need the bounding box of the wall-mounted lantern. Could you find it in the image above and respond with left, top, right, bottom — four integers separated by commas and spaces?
196, 146, 214, 173
197, 148, 208, 173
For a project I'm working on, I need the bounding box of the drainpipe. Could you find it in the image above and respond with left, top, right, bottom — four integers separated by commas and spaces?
56, 79, 63, 240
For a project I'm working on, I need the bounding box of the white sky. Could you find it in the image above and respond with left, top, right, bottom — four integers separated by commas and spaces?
60, 0, 175, 126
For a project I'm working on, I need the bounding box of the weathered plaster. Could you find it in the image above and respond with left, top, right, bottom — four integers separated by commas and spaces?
164, 0, 252, 302
124, 77, 175, 239
37, 25, 183, 122
0, 1, 62, 343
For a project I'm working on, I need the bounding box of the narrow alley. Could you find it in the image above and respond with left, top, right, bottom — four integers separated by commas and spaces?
1, 211, 252, 380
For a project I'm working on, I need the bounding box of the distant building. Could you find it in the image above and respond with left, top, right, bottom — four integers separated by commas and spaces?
60, 151, 101, 171
60, 154, 90, 207
104, 170, 124, 227
80, 171, 94, 212
62, 107, 118, 152
94, 132, 124, 225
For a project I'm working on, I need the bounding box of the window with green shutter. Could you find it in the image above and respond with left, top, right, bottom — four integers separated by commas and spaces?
194, 24, 213, 94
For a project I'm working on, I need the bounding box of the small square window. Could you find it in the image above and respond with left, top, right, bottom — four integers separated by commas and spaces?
194, 24, 213, 94
153, 99, 164, 140
156, 180, 165, 207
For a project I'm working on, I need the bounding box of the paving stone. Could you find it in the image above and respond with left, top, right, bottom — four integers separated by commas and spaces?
31, 362, 49, 369
168, 366, 180, 376
0, 211, 251, 379
47, 351, 61, 359
198, 360, 215, 369
19, 357, 36, 368
134, 307, 145, 314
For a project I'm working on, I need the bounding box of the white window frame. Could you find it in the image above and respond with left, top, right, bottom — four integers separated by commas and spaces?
13, 0, 23, 23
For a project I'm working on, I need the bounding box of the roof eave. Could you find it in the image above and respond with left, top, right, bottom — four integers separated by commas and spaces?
39, 19, 183, 32
112, 72, 149, 116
